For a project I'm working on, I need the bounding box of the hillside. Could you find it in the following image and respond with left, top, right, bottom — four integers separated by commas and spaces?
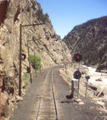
63, 16, 107, 67
0, 0, 71, 119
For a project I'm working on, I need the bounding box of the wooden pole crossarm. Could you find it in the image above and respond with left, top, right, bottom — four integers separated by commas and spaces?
21, 23, 45, 27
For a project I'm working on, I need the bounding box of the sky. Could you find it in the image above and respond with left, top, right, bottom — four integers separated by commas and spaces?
37, 0, 107, 39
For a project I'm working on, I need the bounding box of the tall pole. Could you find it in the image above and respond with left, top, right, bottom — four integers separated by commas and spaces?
34, 46, 36, 76
85, 79, 88, 98
19, 24, 22, 96
27, 40, 32, 83
77, 79, 80, 99
31, 9, 32, 24
77, 62, 81, 99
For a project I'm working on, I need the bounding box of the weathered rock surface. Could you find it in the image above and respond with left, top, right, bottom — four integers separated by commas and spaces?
0, 0, 71, 119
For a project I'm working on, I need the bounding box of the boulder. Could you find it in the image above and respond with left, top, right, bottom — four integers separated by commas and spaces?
88, 84, 97, 91
95, 78, 103, 82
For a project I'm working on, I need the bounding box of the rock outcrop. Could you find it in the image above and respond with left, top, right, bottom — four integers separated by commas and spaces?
0, 0, 71, 119
63, 16, 107, 66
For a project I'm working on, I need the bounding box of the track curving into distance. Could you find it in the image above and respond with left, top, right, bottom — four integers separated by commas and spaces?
30, 67, 59, 120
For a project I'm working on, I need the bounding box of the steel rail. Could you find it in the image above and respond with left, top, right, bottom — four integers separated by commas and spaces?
36, 68, 59, 120
52, 69, 59, 120
36, 71, 48, 120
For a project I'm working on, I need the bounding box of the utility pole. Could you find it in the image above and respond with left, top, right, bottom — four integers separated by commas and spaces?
19, 22, 45, 96
19, 24, 22, 96
27, 40, 32, 83
34, 46, 36, 76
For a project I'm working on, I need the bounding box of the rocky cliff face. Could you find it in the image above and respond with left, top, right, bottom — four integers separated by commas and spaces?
0, 0, 71, 119
63, 16, 107, 66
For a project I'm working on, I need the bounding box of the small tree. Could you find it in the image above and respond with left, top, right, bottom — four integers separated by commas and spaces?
28, 54, 42, 70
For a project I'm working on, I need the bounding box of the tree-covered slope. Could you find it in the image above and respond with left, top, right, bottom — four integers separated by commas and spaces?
63, 16, 107, 66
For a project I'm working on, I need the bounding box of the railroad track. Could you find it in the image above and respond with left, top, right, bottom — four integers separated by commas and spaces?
30, 68, 59, 120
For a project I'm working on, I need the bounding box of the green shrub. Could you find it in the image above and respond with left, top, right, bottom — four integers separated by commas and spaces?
28, 54, 42, 70
22, 73, 30, 86
68, 77, 71, 82
62, 68, 64, 71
